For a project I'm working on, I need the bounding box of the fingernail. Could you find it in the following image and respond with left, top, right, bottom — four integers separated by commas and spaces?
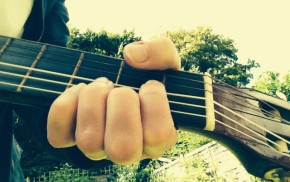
124, 42, 149, 63
145, 80, 162, 85
94, 77, 110, 85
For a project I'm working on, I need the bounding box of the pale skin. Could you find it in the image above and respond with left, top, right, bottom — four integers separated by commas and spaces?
47, 37, 181, 165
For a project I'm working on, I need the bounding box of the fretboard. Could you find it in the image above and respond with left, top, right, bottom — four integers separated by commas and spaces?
0, 35, 209, 130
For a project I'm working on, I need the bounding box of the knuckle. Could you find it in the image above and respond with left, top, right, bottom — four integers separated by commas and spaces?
76, 136, 103, 154
145, 129, 168, 147
50, 97, 71, 113
81, 82, 111, 98
145, 127, 176, 147
139, 81, 165, 98
109, 87, 138, 99
106, 142, 141, 165
47, 137, 63, 148
47, 135, 73, 148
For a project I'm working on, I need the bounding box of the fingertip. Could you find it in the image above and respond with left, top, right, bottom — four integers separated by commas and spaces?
123, 38, 181, 70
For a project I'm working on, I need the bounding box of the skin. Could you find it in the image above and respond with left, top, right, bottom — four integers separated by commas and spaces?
47, 37, 181, 165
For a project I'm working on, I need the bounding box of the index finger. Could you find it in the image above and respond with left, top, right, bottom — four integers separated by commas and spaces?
123, 38, 181, 70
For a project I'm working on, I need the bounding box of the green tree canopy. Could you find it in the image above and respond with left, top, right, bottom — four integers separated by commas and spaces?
67, 28, 142, 57
254, 71, 290, 101
165, 27, 260, 86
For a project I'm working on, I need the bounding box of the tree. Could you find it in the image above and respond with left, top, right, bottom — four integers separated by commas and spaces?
67, 28, 141, 58
254, 71, 290, 101
165, 26, 260, 86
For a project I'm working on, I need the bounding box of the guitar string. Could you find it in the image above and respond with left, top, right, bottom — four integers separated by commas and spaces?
0, 43, 284, 117
1, 74, 289, 148
203, 74, 290, 124
0, 60, 286, 125
0, 45, 290, 144
1, 62, 289, 131
215, 119, 268, 146
0, 71, 283, 129
0, 46, 284, 123
211, 85, 289, 124
0, 44, 285, 118
0, 41, 287, 114
173, 97, 287, 148
0, 80, 282, 149
0, 71, 284, 143
214, 100, 290, 145
211, 76, 288, 122
214, 109, 285, 148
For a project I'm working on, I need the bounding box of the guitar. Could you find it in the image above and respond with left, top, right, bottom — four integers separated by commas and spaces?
0, 35, 289, 180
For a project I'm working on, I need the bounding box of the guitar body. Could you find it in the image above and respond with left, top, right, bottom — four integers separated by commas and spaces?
0, 36, 289, 180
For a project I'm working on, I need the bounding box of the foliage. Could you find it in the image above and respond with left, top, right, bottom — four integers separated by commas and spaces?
107, 161, 158, 182
27, 164, 96, 182
254, 71, 290, 101
165, 131, 210, 157
281, 73, 290, 100
67, 28, 141, 58
165, 26, 260, 86
153, 157, 226, 182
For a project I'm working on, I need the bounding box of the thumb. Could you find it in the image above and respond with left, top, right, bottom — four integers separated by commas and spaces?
123, 37, 181, 70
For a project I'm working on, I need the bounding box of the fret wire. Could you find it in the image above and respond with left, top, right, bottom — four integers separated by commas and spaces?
0, 81, 61, 94
1, 40, 207, 82
0, 38, 11, 56
115, 60, 125, 85
0, 46, 209, 97
1, 41, 288, 123
17, 45, 47, 92
1, 50, 120, 78
1, 57, 287, 124
0, 65, 205, 100
1, 37, 288, 146
162, 72, 167, 85
0, 45, 206, 85
0, 70, 73, 87
3, 42, 204, 82
2, 39, 273, 110
0, 61, 95, 82
0, 69, 210, 103
0, 62, 209, 101
1, 43, 125, 70
66, 52, 85, 89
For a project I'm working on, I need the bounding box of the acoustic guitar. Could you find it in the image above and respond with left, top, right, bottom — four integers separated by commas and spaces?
0, 35, 289, 181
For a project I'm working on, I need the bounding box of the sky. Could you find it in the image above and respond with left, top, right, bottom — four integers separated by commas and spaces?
65, 0, 290, 84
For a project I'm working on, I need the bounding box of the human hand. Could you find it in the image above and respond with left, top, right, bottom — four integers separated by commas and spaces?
47, 38, 181, 165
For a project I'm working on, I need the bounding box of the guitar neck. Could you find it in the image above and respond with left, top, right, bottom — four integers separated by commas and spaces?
0, 36, 212, 131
